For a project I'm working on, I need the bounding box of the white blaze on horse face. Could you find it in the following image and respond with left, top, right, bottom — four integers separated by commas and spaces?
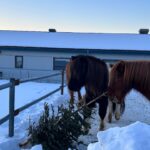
115, 103, 121, 120
109, 100, 113, 112
108, 100, 121, 123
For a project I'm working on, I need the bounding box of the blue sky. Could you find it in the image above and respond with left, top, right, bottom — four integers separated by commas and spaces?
0, 0, 150, 33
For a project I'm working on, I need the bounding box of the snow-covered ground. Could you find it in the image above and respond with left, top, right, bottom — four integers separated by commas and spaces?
88, 121, 150, 150
0, 80, 150, 150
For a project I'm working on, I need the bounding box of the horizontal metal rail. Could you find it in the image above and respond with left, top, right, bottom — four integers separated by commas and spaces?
0, 86, 64, 125
0, 70, 65, 137
0, 82, 11, 90
0, 114, 9, 125
0, 82, 12, 125
16, 87, 62, 113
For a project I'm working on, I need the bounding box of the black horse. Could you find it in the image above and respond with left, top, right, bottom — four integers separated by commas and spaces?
68, 55, 108, 130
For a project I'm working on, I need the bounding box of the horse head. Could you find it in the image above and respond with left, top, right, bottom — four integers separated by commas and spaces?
68, 55, 88, 91
108, 61, 126, 104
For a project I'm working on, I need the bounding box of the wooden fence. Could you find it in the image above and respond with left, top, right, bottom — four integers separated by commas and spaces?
0, 70, 65, 137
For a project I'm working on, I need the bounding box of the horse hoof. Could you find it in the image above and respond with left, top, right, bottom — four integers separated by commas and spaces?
99, 124, 105, 131
99, 127, 105, 131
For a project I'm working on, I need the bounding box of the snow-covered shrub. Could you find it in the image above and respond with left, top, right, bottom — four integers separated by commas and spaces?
28, 103, 91, 150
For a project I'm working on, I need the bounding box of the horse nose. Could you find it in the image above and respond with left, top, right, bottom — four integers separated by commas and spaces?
112, 97, 119, 104
108, 95, 118, 103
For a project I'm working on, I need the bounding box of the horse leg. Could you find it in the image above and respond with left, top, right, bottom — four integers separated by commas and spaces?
98, 96, 108, 130
78, 91, 82, 100
77, 91, 84, 107
115, 103, 121, 120
108, 100, 113, 123
69, 90, 74, 107
81, 91, 95, 123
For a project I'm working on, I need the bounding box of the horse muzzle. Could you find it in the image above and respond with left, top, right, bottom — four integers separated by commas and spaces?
109, 96, 119, 104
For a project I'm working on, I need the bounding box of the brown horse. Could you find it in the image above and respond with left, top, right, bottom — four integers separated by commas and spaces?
108, 60, 150, 104
68, 55, 108, 130
66, 61, 82, 106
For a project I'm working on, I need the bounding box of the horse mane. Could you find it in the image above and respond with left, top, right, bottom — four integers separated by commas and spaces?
70, 55, 108, 94
123, 61, 150, 90
85, 55, 108, 94
65, 61, 71, 84
111, 60, 150, 99
72, 55, 105, 64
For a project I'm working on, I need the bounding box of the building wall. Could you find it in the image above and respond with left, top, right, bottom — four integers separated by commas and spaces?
0, 50, 78, 81
0, 50, 51, 79
0, 48, 150, 80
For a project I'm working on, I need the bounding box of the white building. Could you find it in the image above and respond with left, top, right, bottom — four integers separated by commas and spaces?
0, 30, 150, 79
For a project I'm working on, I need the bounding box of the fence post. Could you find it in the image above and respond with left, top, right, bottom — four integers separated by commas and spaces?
61, 70, 64, 95
9, 78, 16, 137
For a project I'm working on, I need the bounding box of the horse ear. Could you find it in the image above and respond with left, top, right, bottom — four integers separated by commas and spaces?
117, 61, 125, 76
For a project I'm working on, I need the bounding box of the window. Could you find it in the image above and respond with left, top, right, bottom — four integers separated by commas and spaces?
53, 57, 70, 70
15, 56, 23, 68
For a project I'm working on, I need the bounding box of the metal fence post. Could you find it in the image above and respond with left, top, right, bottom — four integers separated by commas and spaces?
9, 78, 16, 137
61, 70, 64, 95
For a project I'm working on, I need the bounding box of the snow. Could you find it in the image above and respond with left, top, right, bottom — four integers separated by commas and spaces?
0, 30, 150, 51
0, 80, 59, 118
88, 122, 150, 150
0, 80, 150, 150
30, 145, 42, 150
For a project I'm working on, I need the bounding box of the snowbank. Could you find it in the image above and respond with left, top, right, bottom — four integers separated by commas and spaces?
88, 121, 150, 150
30, 145, 42, 150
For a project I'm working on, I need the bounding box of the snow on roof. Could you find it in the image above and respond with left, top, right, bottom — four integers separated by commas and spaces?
0, 30, 150, 51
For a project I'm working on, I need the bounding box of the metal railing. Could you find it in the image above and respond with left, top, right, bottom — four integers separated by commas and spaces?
0, 70, 65, 137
